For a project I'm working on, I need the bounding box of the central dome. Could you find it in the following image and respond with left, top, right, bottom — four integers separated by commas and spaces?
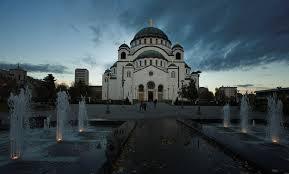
135, 50, 167, 60
132, 27, 170, 43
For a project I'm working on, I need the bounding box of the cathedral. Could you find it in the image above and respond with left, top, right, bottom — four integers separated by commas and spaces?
102, 25, 199, 103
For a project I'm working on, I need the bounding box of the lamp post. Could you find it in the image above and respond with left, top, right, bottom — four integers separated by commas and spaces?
105, 70, 111, 114
122, 79, 125, 105
181, 80, 184, 109
167, 87, 169, 101
192, 70, 202, 115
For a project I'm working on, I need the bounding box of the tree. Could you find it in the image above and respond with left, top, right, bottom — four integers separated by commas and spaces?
68, 80, 89, 103
56, 83, 68, 92
43, 74, 56, 103
179, 79, 198, 103
199, 90, 215, 101
215, 88, 225, 104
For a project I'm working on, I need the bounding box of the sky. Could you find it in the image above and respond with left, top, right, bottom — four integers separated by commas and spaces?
0, 0, 289, 93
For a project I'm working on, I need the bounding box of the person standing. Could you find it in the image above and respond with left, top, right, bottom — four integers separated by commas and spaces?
153, 99, 157, 108
140, 101, 143, 111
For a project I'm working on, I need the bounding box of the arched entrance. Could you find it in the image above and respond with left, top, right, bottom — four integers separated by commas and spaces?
158, 85, 163, 101
138, 84, 144, 101
147, 81, 155, 101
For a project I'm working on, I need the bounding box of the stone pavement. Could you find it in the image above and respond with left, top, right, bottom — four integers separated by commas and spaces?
111, 119, 255, 174
1, 103, 266, 126
70, 103, 265, 121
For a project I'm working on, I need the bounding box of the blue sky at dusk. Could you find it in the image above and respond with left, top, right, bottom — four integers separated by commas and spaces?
0, 0, 289, 93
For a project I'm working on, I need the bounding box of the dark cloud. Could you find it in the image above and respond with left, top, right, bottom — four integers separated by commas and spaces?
0, 62, 69, 74
89, 25, 102, 44
236, 84, 254, 88
82, 56, 97, 66
69, 24, 80, 33
117, 0, 289, 71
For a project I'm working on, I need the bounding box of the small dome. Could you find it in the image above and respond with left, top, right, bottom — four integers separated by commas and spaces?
168, 63, 177, 67
126, 63, 133, 66
104, 69, 111, 74
131, 27, 171, 44
135, 50, 166, 60
172, 44, 183, 49
119, 43, 129, 48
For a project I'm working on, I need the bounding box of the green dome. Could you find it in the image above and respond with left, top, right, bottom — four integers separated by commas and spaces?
135, 50, 166, 60
131, 27, 171, 43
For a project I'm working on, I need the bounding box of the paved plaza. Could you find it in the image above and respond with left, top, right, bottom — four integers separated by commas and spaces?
112, 119, 254, 174
0, 103, 265, 124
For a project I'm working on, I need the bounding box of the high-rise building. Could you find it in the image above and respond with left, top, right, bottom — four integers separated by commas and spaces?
75, 69, 89, 85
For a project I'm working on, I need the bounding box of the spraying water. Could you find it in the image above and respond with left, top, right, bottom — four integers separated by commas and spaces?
267, 94, 283, 143
78, 96, 88, 132
223, 104, 230, 128
240, 95, 249, 133
56, 91, 70, 142
8, 87, 31, 159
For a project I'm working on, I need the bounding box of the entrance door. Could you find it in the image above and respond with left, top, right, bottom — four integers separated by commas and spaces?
139, 92, 144, 101
148, 91, 154, 101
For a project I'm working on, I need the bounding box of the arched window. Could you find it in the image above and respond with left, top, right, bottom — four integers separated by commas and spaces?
176, 52, 181, 60
145, 60, 147, 66
150, 60, 152, 65
139, 40, 141, 45
147, 81, 155, 89
144, 38, 146, 44
171, 71, 176, 78
139, 60, 142, 66
150, 38, 152, 44
158, 85, 163, 92
160, 61, 163, 66
155, 60, 158, 66
161, 40, 163, 45
127, 71, 131, 78
138, 84, 144, 92
121, 52, 126, 59
156, 39, 158, 44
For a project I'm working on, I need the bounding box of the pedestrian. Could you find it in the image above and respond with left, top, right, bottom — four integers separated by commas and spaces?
143, 102, 147, 111
140, 101, 143, 111
153, 99, 157, 108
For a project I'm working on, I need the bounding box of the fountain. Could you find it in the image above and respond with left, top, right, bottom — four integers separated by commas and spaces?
56, 91, 70, 142
78, 96, 88, 132
267, 94, 283, 143
240, 95, 249, 133
8, 87, 31, 160
252, 120, 255, 127
223, 104, 230, 128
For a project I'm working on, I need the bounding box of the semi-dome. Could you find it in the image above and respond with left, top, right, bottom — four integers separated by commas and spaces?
131, 27, 171, 43
104, 69, 111, 74
135, 50, 167, 60
172, 43, 183, 49
119, 43, 129, 48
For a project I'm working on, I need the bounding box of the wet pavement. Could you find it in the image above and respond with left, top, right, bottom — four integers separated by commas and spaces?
112, 119, 254, 174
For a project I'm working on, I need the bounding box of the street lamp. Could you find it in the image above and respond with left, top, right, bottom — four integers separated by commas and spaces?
122, 79, 125, 105
192, 70, 202, 115
105, 69, 111, 114
181, 80, 184, 109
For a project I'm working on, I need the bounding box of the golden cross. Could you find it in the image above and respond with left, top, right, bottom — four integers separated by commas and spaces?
148, 19, 153, 27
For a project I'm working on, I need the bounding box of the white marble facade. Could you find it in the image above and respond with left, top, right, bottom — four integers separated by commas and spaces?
102, 26, 199, 102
